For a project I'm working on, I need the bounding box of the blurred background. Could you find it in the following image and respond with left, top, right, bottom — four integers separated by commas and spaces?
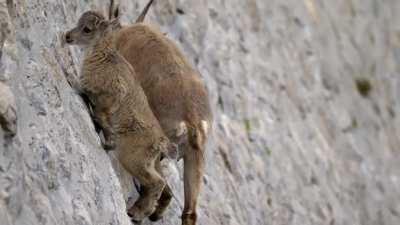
0, 0, 399, 225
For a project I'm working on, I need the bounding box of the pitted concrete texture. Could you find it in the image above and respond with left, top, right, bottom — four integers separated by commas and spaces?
0, 0, 399, 225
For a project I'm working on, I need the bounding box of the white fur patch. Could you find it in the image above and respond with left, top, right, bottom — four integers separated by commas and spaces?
201, 120, 209, 135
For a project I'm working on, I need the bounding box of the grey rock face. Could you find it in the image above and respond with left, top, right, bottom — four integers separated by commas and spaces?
1, 0, 400, 225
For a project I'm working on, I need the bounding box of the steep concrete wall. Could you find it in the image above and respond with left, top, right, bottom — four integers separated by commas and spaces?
1, 0, 399, 225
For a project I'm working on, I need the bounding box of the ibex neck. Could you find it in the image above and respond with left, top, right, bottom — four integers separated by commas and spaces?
84, 34, 115, 57
83, 35, 120, 69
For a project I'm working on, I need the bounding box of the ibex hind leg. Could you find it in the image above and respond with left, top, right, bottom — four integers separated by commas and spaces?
148, 183, 173, 221
149, 158, 174, 221
127, 165, 165, 223
182, 126, 206, 225
120, 152, 166, 224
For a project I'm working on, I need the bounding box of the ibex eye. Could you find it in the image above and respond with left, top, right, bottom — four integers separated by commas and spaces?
83, 27, 92, 33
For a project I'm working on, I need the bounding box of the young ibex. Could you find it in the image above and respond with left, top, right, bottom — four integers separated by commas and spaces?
108, 1, 213, 224
63, 11, 177, 223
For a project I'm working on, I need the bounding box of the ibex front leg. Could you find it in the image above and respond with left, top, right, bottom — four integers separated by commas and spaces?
118, 143, 166, 224
93, 106, 116, 150
149, 155, 174, 221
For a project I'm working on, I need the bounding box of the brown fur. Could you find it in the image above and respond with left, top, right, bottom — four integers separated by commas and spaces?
64, 12, 177, 223
109, 2, 213, 224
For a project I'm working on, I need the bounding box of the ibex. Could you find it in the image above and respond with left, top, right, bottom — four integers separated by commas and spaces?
63, 12, 177, 223
108, 1, 213, 224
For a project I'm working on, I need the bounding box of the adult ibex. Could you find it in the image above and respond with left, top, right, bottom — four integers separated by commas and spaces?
110, 1, 213, 224
64, 12, 177, 223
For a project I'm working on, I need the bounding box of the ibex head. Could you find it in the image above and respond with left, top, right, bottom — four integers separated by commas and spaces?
64, 11, 118, 46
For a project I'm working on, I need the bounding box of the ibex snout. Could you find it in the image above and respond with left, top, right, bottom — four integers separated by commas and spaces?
63, 28, 81, 45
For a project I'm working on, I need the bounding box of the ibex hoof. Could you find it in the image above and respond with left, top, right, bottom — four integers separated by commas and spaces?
148, 212, 162, 222
127, 205, 151, 225
102, 140, 116, 151
182, 213, 197, 225
127, 212, 142, 224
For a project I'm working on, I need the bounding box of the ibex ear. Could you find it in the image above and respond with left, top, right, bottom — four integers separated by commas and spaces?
99, 19, 120, 32
109, 18, 120, 27
94, 17, 103, 28
103, 19, 121, 31
93, 19, 107, 32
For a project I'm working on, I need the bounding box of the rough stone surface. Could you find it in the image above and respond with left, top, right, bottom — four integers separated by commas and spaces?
1, 0, 400, 225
